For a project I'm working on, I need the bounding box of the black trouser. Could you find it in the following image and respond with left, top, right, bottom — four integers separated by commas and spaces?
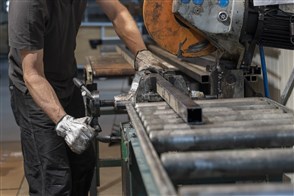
10, 85, 95, 196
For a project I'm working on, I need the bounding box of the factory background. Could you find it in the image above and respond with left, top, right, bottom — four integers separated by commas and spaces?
0, 0, 293, 195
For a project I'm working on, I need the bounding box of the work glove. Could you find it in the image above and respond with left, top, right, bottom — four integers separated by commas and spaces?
134, 49, 164, 73
55, 115, 97, 154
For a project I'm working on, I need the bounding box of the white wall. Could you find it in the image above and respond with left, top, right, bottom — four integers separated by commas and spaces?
251, 48, 294, 111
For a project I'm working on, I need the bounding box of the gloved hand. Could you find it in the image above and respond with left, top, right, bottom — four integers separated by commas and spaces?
55, 115, 97, 154
134, 49, 164, 73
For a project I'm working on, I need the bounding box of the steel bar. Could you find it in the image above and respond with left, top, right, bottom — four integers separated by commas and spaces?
148, 44, 211, 83
280, 67, 294, 105
179, 183, 294, 196
161, 148, 294, 181
126, 104, 176, 195
150, 124, 294, 153
156, 75, 202, 124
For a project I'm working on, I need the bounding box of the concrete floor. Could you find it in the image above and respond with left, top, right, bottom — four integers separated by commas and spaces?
0, 54, 129, 195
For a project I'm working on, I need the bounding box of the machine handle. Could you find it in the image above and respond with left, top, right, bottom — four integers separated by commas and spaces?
73, 77, 93, 99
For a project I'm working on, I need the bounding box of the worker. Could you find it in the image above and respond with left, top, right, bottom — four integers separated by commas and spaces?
8, 0, 161, 195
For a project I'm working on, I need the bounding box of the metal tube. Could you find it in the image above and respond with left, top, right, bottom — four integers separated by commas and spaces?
156, 75, 202, 124
161, 148, 294, 181
148, 44, 211, 84
179, 183, 294, 196
150, 124, 294, 153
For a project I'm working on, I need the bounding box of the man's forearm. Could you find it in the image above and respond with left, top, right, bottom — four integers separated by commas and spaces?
112, 9, 146, 54
24, 74, 66, 124
21, 49, 66, 124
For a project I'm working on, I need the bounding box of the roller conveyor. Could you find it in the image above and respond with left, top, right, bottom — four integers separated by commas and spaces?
125, 97, 294, 195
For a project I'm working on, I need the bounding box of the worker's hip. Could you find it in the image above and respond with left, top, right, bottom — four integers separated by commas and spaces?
9, 85, 54, 130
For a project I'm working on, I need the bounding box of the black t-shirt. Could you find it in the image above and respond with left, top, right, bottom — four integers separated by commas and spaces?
8, 0, 86, 98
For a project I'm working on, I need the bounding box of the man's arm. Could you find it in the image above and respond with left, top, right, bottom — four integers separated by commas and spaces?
96, 0, 146, 55
20, 49, 66, 124
21, 49, 96, 154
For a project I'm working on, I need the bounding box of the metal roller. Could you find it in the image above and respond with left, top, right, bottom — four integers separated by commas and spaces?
146, 123, 191, 133
146, 118, 294, 130
138, 108, 176, 118
140, 113, 179, 120
195, 97, 269, 105
203, 108, 285, 116
135, 102, 167, 108
142, 118, 183, 127
161, 148, 294, 181
204, 112, 294, 122
179, 183, 294, 196
201, 104, 278, 112
150, 124, 294, 153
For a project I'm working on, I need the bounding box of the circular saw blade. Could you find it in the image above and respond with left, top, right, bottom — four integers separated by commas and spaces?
143, 0, 215, 58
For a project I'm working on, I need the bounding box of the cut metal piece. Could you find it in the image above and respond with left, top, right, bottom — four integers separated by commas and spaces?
156, 75, 202, 124
150, 124, 294, 153
161, 148, 294, 181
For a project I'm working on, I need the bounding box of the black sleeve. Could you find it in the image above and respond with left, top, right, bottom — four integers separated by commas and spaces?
8, 0, 46, 50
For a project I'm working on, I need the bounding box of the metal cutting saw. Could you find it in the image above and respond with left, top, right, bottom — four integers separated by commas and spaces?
141, 0, 294, 99
83, 0, 294, 195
